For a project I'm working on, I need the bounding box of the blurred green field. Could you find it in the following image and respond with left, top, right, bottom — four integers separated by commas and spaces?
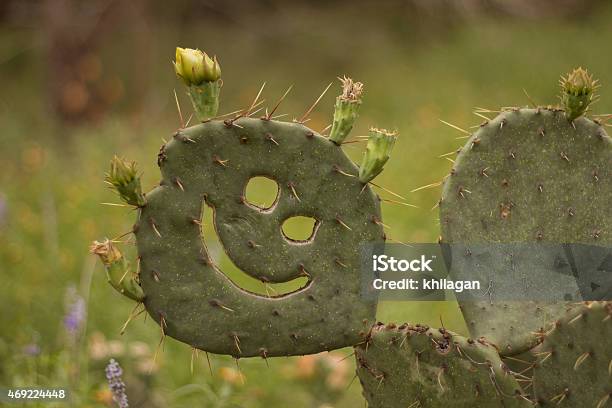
1, 2, 612, 406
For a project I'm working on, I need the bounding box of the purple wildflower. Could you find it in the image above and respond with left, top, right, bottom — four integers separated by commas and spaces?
63, 286, 86, 337
64, 295, 86, 334
22, 343, 41, 356
105, 359, 129, 408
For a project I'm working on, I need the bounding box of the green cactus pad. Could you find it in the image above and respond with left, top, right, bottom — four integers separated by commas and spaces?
135, 117, 383, 357
440, 108, 612, 355
530, 301, 611, 407
355, 323, 531, 408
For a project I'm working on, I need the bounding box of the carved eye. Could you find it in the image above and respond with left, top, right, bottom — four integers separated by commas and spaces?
244, 176, 279, 210
281, 216, 319, 242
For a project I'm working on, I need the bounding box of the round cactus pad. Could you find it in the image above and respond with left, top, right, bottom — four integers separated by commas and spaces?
440, 108, 612, 355
136, 118, 383, 357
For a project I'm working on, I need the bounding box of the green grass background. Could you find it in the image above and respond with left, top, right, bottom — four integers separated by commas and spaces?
1, 3, 612, 406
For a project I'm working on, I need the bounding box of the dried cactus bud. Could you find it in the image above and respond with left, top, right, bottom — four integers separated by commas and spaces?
359, 128, 397, 183
560, 67, 598, 121
90, 239, 144, 302
105, 156, 145, 207
339, 76, 364, 101
174, 47, 221, 86
90, 239, 122, 265
328, 76, 363, 145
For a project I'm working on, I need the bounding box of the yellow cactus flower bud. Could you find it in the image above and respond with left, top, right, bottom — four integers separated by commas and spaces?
174, 47, 221, 86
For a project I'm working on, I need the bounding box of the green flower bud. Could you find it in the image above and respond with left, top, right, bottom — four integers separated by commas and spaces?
90, 239, 145, 302
174, 47, 221, 86
560, 67, 599, 121
329, 76, 363, 145
359, 128, 397, 183
105, 156, 146, 207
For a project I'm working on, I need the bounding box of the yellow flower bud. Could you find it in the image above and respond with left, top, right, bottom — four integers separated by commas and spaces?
174, 47, 221, 86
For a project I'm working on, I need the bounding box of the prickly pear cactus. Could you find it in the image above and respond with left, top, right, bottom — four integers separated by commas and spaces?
92, 48, 399, 358
139, 117, 383, 357
439, 68, 612, 355
355, 323, 531, 408
529, 301, 611, 407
